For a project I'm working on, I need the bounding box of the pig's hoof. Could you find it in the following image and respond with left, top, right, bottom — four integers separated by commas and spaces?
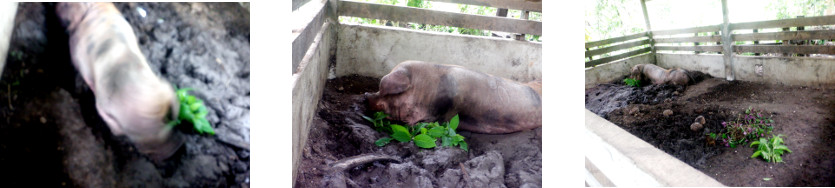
662, 109, 673, 117
695, 115, 706, 125
690, 122, 703, 131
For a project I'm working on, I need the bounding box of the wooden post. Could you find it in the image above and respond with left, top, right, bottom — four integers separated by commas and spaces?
720, 0, 735, 81
516, 10, 530, 40
587, 48, 593, 61
753, 29, 760, 56
797, 16, 805, 57
694, 33, 701, 54
782, 27, 790, 56
492, 8, 509, 38
715, 31, 721, 54
640, 0, 656, 64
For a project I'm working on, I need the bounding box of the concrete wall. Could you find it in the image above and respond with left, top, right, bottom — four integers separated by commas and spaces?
584, 53, 653, 89
291, 21, 334, 183
0, 3, 18, 78
656, 53, 725, 79
335, 23, 541, 82
657, 53, 835, 86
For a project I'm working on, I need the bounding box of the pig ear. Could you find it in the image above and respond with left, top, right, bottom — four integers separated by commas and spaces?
380, 69, 410, 95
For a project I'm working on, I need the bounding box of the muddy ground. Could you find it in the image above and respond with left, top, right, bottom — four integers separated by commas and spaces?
294, 75, 542, 188
586, 76, 835, 186
0, 3, 249, 187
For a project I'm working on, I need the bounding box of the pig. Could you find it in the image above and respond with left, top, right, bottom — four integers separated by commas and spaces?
56, 2, 182, 160
630, 64, 693, 86
366, 61, 541, 134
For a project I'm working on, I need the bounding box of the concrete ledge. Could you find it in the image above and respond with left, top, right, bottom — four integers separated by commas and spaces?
335, 23, 541, 82
585, 109, 724, 187
585, 53, 653, 89
0, 2, 18, 77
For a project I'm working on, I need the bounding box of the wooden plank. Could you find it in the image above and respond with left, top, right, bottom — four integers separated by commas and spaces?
584, 32, 648, 49
654, 35, 721, 43
427, 0, 541, 12
652, 25, 721, 36
730, 15, 835, 30
585, 39, 650, 57
585, 47, 651, 67
339, 0, 542, 35
733, 45, 835, 54
655, 45, 723, 52
732, 27, 835, 42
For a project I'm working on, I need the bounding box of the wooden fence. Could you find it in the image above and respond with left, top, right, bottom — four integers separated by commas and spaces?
585, 0, 835, 69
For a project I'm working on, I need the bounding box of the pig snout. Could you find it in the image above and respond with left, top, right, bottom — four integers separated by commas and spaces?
364, 92, 387, 112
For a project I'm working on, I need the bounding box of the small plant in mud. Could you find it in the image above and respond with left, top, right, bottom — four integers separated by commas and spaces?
364, 112, 469, 151
709, 107, 773, 148
167, 88, 215, 135
750, 134, 792, 163
623, 78, 640, 87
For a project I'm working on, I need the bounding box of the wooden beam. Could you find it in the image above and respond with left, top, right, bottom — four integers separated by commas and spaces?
720, 0, 735, 80
427, 0, 542, 12
585, 39, 650, 57
339, 0, 542, 35
584, 32, 648, 49
655, 45, 723, 52
730, 15, 835, 30
733, 45, 835, 54
652, 25, 722, 36
654, 35, 721, 43
585, 47, 652, 67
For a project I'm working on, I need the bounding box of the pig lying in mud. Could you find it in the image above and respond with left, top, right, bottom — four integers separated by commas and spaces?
57, 2, 181, 160
366, 61, 542, 134
631, 64, 695, 86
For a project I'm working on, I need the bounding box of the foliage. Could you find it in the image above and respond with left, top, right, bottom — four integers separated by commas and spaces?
750, 134, 792, 163
623, 78, 640, 87
709, 107, 773, 148
168, 88, 215, 135
767, 0, 833, 20
367, 112, 468, 151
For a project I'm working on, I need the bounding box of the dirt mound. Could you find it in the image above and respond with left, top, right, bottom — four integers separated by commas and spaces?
296, 76, 542, 188
585, 78, 685, 118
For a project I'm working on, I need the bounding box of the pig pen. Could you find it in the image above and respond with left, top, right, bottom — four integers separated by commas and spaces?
291, 1, 542, 187
0, 3, 249, 187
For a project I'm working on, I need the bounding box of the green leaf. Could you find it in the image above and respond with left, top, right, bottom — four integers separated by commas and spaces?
459, 141, 468, 151
187, 95, 197, 104
428, 126, 446, 138
449, 115, 460, 130
375, 137, 394, 147
189, 101, 204, 112
763, 178, 772, 181
362, 115, 374, 124
453, 134, 465, 144
414, 134, 437, 148
441, 136, 453, 147
751, 151, 762, 158
391, 124, 412, 142
420, 127, 428, 135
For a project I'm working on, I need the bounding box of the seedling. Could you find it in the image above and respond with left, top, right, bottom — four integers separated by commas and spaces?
167, 88, 215, 135
368, 112, 468, 151
710, 107, 773, 148
750, 134, 792, 163
623, 78, 640, 87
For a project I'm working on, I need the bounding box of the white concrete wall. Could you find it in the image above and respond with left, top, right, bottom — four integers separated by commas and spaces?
335, 23, 542, 82
656, 53, 725, 79
291, 21, 334, 183
656, 53, 835, 86
584, 53, 653, 89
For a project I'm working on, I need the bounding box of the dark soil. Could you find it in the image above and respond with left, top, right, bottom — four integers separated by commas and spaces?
0, 3, 249, 187
295, 75, 542, 188
585, 76, 835, 186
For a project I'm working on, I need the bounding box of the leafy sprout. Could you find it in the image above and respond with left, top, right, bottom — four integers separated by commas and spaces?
368, 112, 468, 151
750, 134, 792, 163
167, 88, 215, 135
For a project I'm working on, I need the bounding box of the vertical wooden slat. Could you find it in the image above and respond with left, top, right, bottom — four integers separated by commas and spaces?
715, 31, 721, 54
782, 27, 790, 56
640, 0, 656, 64
720, 0, 735, 81
694, 33, 701, 54
753, 29, 760, 56
516, 10, 530, 40
797, 16, 806, 57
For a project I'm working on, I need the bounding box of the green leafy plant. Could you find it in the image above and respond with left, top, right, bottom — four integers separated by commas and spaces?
368, 112, 468, 151
750, 134, 792, 163
710, 107, 773, 148
167, 88, 215, 135
623, 78, 640, 87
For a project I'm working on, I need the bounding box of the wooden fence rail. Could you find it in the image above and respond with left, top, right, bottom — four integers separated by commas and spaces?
585, 39, 650, 57
428, 0, 541, 12
338, 0, 542, 35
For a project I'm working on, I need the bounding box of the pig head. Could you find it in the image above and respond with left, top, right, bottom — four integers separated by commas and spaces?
57, 2, 182, 160
366, 61, 542, 134
631, 64, 691, 86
